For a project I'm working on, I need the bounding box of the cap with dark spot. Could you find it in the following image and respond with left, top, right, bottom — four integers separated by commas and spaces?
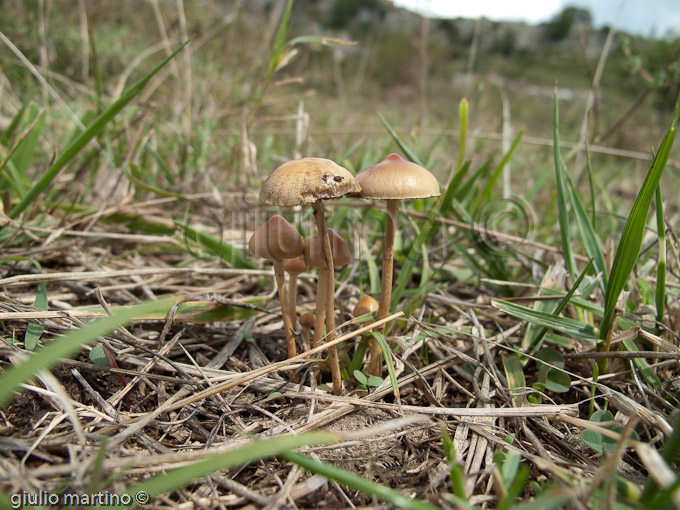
260, 157, 361, 207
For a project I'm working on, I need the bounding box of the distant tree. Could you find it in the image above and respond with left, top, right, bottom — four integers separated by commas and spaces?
543, 6, 592, 42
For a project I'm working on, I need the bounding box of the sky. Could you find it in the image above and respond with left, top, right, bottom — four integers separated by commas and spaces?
392, 0, 680, 38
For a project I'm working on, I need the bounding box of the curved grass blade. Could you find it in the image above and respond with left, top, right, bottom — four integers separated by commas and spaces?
599, 96, 679, 345
282, 452, 440, 510
371, 331, 400, 405
99, 431, 339, 509
8, 40, 190, 219
492, 299, 598, 341
377, 112, 423, 166
174, 220, 257, 269
0, 296, 176, 407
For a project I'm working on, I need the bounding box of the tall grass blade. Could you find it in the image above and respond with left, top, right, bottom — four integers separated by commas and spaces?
655, 185, 666, 333
0, 296, 176, 407
456, 98, 468, 171
599, 96, 679, 342
282, 452, 440, 510
8, 40, 190, 219
553, 93, 576, 278
565, 170, 607, 293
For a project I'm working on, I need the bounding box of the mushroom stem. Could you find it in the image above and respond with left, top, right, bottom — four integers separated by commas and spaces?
287, 272, 299, 331
368, 198, 398, 376
273, 260, 297, 359
312, 200, 342, 395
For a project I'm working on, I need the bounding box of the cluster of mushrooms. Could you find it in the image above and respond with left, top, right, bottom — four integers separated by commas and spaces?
248, 154, 440, 395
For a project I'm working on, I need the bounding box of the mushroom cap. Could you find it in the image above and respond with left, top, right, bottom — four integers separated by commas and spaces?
300, 312, 315, 328
355, 153, 440, 200
353, 295, 379, 317
248, 215, 304, 261
260, 157, 361, 207
304, 229, 351, 268
283, 254, 309, 275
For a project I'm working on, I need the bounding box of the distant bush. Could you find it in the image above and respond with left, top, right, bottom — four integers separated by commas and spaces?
543, 6, 592, 42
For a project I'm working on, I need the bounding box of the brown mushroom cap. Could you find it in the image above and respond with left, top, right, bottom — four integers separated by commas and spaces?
283, 254, 309, 275
248, 215, 304, 260
260, 157, 361, 207
304, 229, 351, 268
355, 153, 440, 200
353, 295, 379, 317
300, 312, 315, 328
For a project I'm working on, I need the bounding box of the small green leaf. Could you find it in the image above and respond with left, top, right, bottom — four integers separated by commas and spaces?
88, 345, 110, 367
353, 370, 368, 385
366, 375, 383, 387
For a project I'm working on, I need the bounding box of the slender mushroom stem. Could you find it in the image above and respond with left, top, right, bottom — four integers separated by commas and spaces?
312, 269, 327, 350
368, 198, 399, 376
272, 260, 297, 359
312, 200, 342, 395
287, 272, 299, 331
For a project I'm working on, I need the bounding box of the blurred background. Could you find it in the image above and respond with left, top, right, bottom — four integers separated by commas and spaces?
0, 0, 679, 220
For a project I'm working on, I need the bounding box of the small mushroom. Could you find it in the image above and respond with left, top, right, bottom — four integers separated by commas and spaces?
299, 312, 314, 352
248, 215, 304, 359
305, 228, 350, 395
355, 154, 440, 375
353, 295, 379, 318
283, 254, 309, 331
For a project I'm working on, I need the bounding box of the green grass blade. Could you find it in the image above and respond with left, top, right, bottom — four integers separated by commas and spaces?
0, 109, 45, 193
377, 112, 424, 166
282, 452, 440, 510
371, 331, 400, 402
565, 170, 607, 293
9, 105, 45, 196
0, 94, 32, 145
553, 93, 576, 278
502, 355, 527, 404
8, 40, 190, 219
360, 238, 380, 294
0, 296, 176, 407
456, 98, 468, 171
655, 185, 666, 333
600, 96, 679, 341
24, 280, 47, 351
492, 299, 598, 341
472, 129, 524, 211
175, 220, 258, 269
100, 432, 338, 509
526, 258, 595, 353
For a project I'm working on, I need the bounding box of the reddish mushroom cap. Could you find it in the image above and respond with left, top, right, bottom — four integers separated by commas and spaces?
248, 215, 304, 261
304, 229, 351, 268
353, 295, 379, 317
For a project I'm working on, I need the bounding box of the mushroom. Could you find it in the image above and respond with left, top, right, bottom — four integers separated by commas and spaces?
353, 295, 379, 318
355, 153, 440, 375
260, 157, 360, 394
283, 254, 309, 331
305, 228, 351, 395
248, 215, 304, 358
299, 312, 314, 352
